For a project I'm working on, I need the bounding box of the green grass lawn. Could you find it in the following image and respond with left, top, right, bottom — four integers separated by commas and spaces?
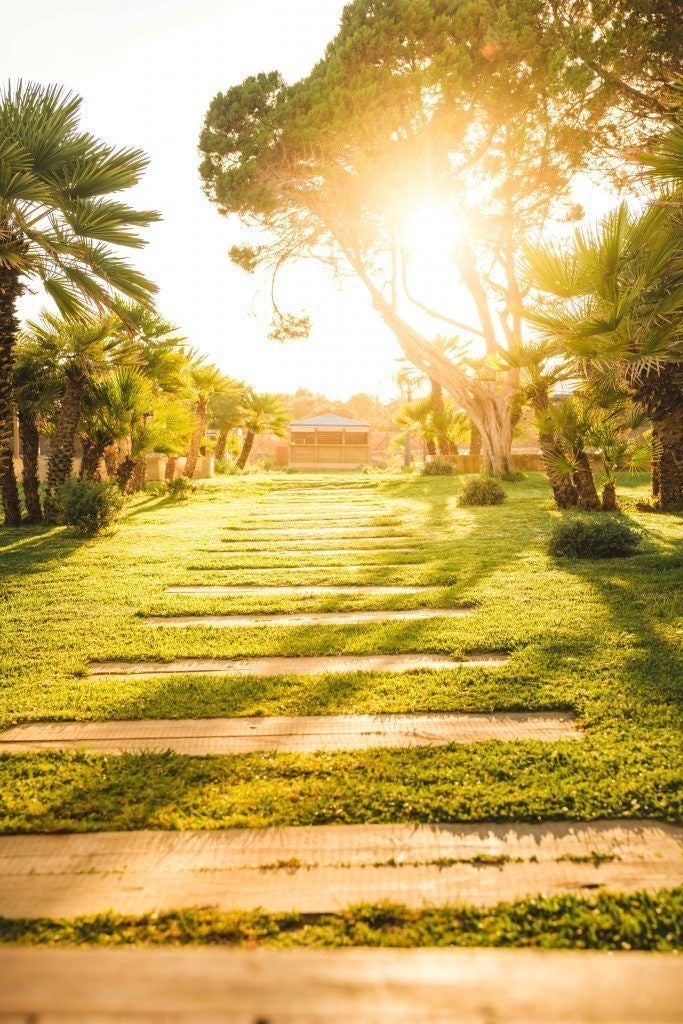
0, 472, 681, 834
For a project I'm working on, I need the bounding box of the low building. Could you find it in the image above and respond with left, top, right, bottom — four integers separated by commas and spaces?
288, 414, 371, 470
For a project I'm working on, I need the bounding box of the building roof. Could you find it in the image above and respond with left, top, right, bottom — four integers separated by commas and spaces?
289, 413, 370, 428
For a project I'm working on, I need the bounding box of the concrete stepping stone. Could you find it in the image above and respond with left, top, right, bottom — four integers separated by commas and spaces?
0, 821, 680, 918
203, 547, 418, 556
166, 584, 441, 594
86, 654, 508, 678
2, 947, 679, 1024
222, 527, 409, 537
188, 564, 411, 573
0, 711, 577, 755
142, 609, 471, 627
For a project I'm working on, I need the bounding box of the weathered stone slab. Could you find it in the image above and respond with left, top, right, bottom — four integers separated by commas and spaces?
143, 609, 471, 627
189, 564, 409, 573
86, 654, 508, 678
1, 947, 680, 1024
166, 584, 441, 594
224, 527, 406, 536
0, 711, 577, 755
203, 547, 418, 555
220, 533, 411, 542
0, 821, 679, 918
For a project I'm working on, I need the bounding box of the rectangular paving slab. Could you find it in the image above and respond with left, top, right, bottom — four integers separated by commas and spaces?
142, 609, 471, 627
0, 711, 578, 755
2, 947, 680, 1024
166, 584, 442, 594
0, 821, 680, 918
86, 654, 509, 678
203, 547, 419, 555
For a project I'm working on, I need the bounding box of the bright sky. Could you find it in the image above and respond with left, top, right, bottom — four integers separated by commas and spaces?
6, 0, 402, 399
6, 2, 614, 401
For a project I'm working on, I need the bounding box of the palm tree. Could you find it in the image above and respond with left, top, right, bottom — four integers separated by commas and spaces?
11, 345, 61, 522
209, 387, 247, 462
0, 81, 158, 525
235, 392, 288, 470
20, 312, 130, 516
183, 363, 240, 478
523, 200, 683, 510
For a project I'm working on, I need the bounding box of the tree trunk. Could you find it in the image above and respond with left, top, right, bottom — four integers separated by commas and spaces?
44, 378, 83, 519
116, 456, 136, 493
235, 430, 255, 470
165, 455, 177, 481
430, 379, 452, 456
103, 445, 119, 480
425, 437, 436, 457
631, 362, 683, 511
80, 440, 106, 481
529, 390, 578, 509
19, 413, 42, 523
184, 401, 206, 479
572, 451, 601, 510
601, 481, 618, 511
469, 422, 482, 458
130, 458, 147, 492
214, 429, 229, 462
0, 263, 22, 527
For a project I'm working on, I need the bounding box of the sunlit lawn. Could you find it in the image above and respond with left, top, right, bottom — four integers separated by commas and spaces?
0, 471, 681, 835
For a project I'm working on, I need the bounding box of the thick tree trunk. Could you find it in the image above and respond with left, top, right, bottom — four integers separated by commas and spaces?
235, 430, 255, 470
80, 440, 106, 481
103, 445, 118, 480
130, 458, 147, 492
165, 454, 177, 481
184, 401, 206, 479
44, 379, 83, 519
469, 423, 482, 458
430, 379, 452, 456
572, 451, 601, 510
116, 456, 136, 493
631, 362, 683, 511
530, 390, 577, 509
214, 429, 229, 462
425, 437, 437, 457
19, 414, 42, 523
0, 263, 22, 526
601, 481, 618, 511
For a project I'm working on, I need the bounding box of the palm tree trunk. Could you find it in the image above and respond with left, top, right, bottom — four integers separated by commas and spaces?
425, 437, 437, 457
430, 379, 452, 456
184, 401, 206, 478
572, 451, 601, 510
214, 429, 229, 462
80, 440, 106, 481
235, 430, 255, 470
116, 456, 136, 493
530, 391, 577, 509
130, 458, 147, 492
601, 481, 618, 511
103, 445, 118, 479
19, 413, 42, 523
0, 264, 22, 526
469, 422, 482, 457
631, 362, 683, 511
165, 455, 177, 481
44, 378, 82, 519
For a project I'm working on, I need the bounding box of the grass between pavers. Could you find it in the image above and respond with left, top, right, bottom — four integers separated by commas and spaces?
1, 888, 680, 950
0, 472, 681, 833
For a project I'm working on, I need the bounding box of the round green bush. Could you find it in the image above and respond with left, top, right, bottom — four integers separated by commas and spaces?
57, 478, 125, 536
422, 459, 455, 476
548, 517, 642, 559
458, 476, 506, 505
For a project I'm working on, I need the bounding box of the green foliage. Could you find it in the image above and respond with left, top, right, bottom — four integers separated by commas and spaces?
459, 477, 506, 506
422, 460, 454, 476
57, 479, 125, 537
2, 888, 681, 950
549, 517, 642, 559
163, 477, 196, 501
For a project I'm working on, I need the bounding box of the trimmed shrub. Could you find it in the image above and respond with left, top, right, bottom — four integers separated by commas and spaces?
459, 476, 506, 505
422, 459, 455, 476
164, 477, 197, 501
57, 478, 125, 536
549, 517, 642, 559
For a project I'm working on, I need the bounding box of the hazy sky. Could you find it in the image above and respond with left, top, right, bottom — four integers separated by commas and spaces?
6, 0, 403, 399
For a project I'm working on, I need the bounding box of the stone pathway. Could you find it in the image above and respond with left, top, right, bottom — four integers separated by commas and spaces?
0, 711, 579, 754
142, 608, 471, 627
2, 946, 679, 1023
86, 653, 509, 677
166, 584, 442, 594
1, 821, 679, 918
